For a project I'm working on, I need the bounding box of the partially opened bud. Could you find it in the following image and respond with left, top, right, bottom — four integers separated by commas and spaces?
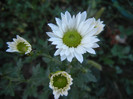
49, 71, 73, 99
6, 35, 32, 54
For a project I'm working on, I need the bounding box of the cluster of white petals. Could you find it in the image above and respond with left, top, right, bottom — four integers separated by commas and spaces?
6, 35, 32, 54
47, 11, 105, 63
49, 71, 73, 99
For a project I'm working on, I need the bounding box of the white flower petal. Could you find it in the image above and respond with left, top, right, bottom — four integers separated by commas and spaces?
86, 48, 96, 54
16, 35, 21, 39
60, 49, 66, 56
53, 30, 63, 38
81, 11, 87, 22
46, 32, 56, 38
65, 11, 71, 22
74, 51, 83, 63
13, 38, 17, 42
64, 91, 68, 96
55, 18, 62, 27
77, 21, 85, 33
92, 43, 99, 48
54, 49, 62, 56
93, 18, 105, 35
92, 37, 100, 43
65, 48, 70, 56
76, 12, 81, 28
76, 45, 86, 54
67, 54, 73, 62
69, 47, 74, 53
54, 92, 60, 99
6, 49, 16, 52
51, 40, 62, 45
48, 23, 59, 31
68, 15, 76, 29
48, 38, 62, 42
48, 23, 63, 37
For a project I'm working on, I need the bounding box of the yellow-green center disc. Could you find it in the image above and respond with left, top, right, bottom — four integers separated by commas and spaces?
17, 42, 28, 53
53, 74, 68, 88
63, 30, 82, 47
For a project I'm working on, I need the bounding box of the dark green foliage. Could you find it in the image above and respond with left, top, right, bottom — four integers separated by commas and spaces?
0, 0, 133, 99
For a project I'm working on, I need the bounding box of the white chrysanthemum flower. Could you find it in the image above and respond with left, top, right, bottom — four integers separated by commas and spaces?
49, 71, 73, 99
6, 35, 32, 54
47, 11, 105, 63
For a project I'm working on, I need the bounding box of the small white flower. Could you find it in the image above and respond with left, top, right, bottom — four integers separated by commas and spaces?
6, 35, 32, 54
49, 71, 73, 99
47, 11, 105, 63
92, 18, 105, 35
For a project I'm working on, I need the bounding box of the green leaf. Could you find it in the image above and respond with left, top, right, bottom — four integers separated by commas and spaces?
67, 86, 79, 99
86, 71, 97, 82
115, 66, 123, 74
88, 60, 102, 71
32, 64, 41, 76
30, 64, 49, 86
0, 80, 15, 96
102, 57, 114, 66
95, 7, 105, 19
38, 86, 50, 99
16, 58, 23, 71
0, 39, 3, 48
113, 0, 133, 19
23, 85, 37, 99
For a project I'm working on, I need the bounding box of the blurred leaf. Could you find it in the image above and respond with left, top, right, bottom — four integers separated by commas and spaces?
16, 58, 23, 71
38, 85, 50, 99
23, 85, 37, 99
119, 25, 133, 36
88, 60, 102, 70
123, 46, 130, 54
30, 64, 49, 86
96, 87, 106, 96
128, 54, 133, 61
32, 64, 41, 76
113, 0, 133, 19
115, 66, 123, 74
102, 57, 114, 66
87, 0, 97, 17
74, 69, 97, 88
0, 39, 4, 48
95, 7, 105, 19
0, 80, 15, 96
87, 71, 97, 82
67, 86, 79, 99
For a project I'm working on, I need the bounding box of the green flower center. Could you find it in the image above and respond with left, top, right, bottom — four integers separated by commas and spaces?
53, 74, 68, 89
63, 30, 82, 47
94, 25, 97, 28
17, 42, 28, 53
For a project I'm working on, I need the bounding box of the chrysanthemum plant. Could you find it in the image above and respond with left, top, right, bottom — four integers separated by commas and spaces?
6, 11, 105, 99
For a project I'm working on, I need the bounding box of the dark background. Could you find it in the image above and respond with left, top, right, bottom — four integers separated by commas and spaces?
0, 0, 133, 99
